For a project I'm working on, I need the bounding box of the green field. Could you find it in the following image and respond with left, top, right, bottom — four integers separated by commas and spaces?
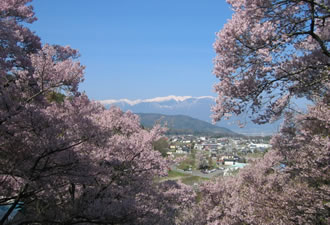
157, 170, 209, 186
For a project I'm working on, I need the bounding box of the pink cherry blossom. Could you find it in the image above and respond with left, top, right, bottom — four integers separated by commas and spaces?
0, 1, 195, 223
182, 1, 330, 224
212, 0, 329, 124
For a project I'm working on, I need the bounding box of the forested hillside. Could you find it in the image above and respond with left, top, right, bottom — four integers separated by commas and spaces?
138, 113, 237, 135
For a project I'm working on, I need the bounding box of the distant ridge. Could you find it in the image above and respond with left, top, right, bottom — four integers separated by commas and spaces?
99, 95, 280, 135
137, 113, 238, 136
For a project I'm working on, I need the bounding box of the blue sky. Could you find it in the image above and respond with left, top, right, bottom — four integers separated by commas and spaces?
30, 0, 233, 101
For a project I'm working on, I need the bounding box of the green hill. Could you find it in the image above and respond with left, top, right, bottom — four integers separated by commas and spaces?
137, 113, 238, 136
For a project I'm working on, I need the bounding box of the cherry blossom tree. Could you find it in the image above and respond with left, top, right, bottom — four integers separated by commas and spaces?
0, 0, 41, 76
0, 1, 194, 224
180, 0, 330, 224
183, 99, 330, 225
212, 0, 329, 124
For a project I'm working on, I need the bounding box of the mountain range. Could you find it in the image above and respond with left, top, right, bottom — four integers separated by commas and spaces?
99, 95, 281, 136
137, 113, 237, 136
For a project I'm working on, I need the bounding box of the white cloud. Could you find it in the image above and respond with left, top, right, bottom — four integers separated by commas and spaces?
98, 95, 215, 106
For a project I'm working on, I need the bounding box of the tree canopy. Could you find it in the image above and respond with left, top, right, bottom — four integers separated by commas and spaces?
180, 0, 330, 224
212, 0, 329, 124
0, 1, 194, 224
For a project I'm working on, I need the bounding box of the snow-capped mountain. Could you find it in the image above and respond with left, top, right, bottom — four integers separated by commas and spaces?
99, 95, 216, 122
99, 95, 213, 106
98, 95, 280, 135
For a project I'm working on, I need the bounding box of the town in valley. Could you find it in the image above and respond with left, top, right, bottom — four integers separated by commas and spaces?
155, 134, 271, 185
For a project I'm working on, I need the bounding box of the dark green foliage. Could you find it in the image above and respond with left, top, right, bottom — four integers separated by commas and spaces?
177, 158, 195, 171
46, 91, 66, 103
152, 137, 169, 157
